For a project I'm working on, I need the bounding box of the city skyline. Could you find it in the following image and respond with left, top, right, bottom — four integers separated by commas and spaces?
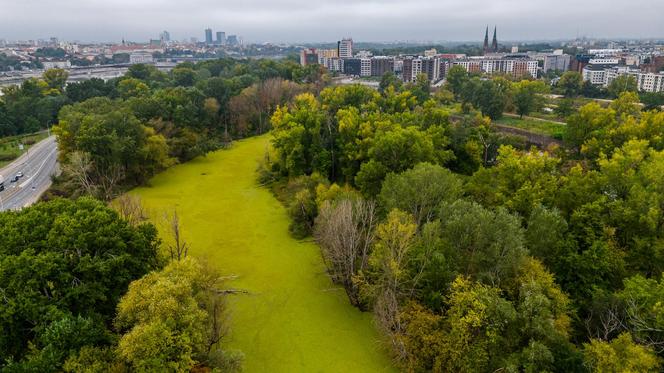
0, 0, 663, 43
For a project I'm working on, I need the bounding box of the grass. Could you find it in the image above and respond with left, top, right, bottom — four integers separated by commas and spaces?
130, 135, 396, 373
495, 116, 566, 139
0, 131, 50, 168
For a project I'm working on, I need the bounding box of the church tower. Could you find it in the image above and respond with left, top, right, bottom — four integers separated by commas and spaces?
483, 26, 490, 55
491, 26, 498, 53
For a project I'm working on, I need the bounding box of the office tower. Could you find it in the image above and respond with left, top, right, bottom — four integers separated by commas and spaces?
216, 31, 226, 45
205, 28, 213, 44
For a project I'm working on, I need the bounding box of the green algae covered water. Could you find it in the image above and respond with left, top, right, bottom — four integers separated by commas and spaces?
131, 135, 396, 372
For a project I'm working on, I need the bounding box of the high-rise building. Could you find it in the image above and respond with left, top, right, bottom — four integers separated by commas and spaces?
216, 31, 226, 45
205, 28, 213, 45
402, 57, 422, 82
227, 35, 239, 46
338, 38, 353, 58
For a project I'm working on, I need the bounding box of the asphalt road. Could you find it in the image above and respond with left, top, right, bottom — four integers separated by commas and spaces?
0, 136, 58, 211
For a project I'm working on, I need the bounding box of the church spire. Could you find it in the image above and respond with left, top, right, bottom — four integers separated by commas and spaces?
491, 26, 498, 52
483, 26, 489, 55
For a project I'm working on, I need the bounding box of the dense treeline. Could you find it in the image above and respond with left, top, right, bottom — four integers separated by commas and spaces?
0, 198, 242, 371
265, 76, 664, 371
32, 58, 325, 199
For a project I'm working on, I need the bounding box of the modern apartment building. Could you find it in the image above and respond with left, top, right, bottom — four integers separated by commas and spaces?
543, 54, 571, 72
371, 56, 395, 77
338, 38, 353, 58
582, 64, 664, 92
452, 56, 538, 78
360, 58, 372, 77
402, 57, 422, 82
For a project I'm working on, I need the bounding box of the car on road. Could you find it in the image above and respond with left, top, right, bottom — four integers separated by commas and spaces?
0, 184, 4, 192
10, 175, 19, 183
16, 172, 23, 178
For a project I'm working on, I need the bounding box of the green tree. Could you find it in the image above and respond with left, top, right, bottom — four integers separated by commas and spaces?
512, 80, 548, 118
608, 75, 638, 98
558, 71, 583, 97
554, 98, 576, 119
0, 198, 160, 368
378, 162, 463, 226
42, 68, 69, 92
379, 71, 402, 93
271, 93, 329, 177
583, 333, 661, 372
115, 258, 242, 372
446, 65, 469, 98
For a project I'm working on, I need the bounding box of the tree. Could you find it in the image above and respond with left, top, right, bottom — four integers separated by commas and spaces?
42, 68, 69, 92
55, 97, 175, 198
378, 163, 463, 226
436, 200, 528, 286
0, 198, 160, 368
558, 71, 583, 97
461, 78, 508, 120
446, 65, 469, 98
564, 102, 616, 154
115, 258, 242, 372
410, 73, 431, 104
117, 78, 149, 99
436, 277, 516, 372
466, 145, 561, 216
379, 71, 402, 93
355, 126, 437, 196
271, 93, 329, 177
583, 333, 661, 372
314, 197, 377, 306
641, 92, 664, 111
608, 75, 638, 98
360, 209, 418, 357
512, 80, 548, 118
554, 98, 576, 119
616, 274, 664, 351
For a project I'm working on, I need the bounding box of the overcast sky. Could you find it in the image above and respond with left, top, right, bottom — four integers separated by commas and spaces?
0, 0, 663, 43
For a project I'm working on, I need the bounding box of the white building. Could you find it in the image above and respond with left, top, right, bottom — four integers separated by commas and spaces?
129, 51, 154, 64
42, 60, 71, 69
582, 65, 608, 85
320, 57, 344, 72
338, 38, 353, 58
588, 58, 620, 65
360, 58, 372, 77
583, 64, 664, 92
544, 54, 571, 72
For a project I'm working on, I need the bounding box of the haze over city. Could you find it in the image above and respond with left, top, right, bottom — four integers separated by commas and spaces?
1, 0, 663, 42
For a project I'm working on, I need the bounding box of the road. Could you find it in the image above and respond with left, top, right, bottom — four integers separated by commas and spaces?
0, 136, 58, 211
